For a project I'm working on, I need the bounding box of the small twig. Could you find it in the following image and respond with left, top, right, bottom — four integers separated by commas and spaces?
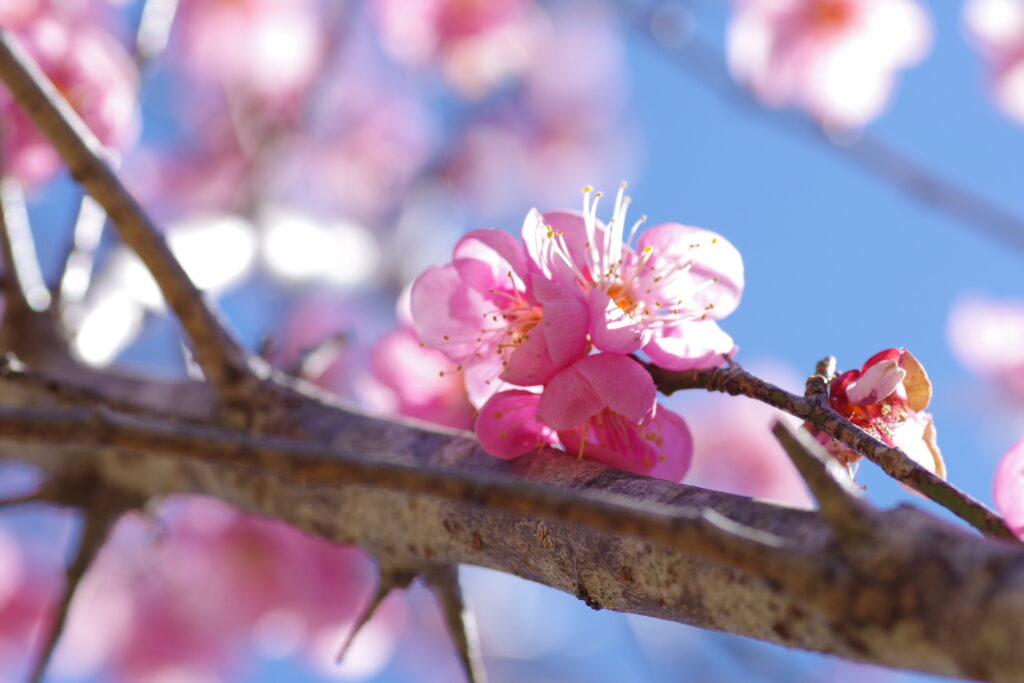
55, 193, 107, 308
0, 177, 50, 312
423, 565, 487, 683
0, 404, 824, 588
0, 30, 260, 402
646, 361, 1015, 540
335, 566, 415, 664
772, 420, 875, 542
29, 505, 120, 683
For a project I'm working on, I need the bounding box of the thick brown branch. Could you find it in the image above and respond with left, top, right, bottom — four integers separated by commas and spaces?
0, 405, 822, 588
0, 30, 259, 401
1, 394, 1024, 681
646, 362, 1015, 540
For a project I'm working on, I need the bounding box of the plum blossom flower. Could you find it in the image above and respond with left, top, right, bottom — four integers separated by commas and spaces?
994, 439, 1024, 539
0, 2, 139, 185
727, 0, 932, 129
947, 294, 1024, 401
410, 223, 589, 399
527, 184, 743, 369
963, 0, 1024, 123
477, 354, 692, 481
816, 348, 946, 477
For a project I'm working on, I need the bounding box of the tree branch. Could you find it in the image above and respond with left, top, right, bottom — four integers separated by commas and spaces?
644, 361, 1015, 540
0, 390, 1022, 681
0, 29, 260, 402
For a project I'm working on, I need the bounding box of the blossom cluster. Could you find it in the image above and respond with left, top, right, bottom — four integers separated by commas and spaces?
410, 185, 744, 480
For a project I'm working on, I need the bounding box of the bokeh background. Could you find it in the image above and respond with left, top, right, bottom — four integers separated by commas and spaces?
2, 0, 1023, 680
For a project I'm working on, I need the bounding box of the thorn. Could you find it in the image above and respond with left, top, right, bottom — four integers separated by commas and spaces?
335, 566, 416, 665
771, 421, 875, 542
423, 565, 487, 683
29, 507, 120, 683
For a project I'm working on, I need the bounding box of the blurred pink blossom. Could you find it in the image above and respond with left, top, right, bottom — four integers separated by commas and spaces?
0, 1, 139, 185
948, 294, 1024, 399
994, 438, 1024, 539
371, 0, 540, 96
0, 524, 53, 677
727, 0, 932, 129
964, 0, 1024, 123
87, 497, 392, 680
172, 0, 327, 105
683, 393, 814, 507
365, 324, 476, 430
445, 0, 638, 215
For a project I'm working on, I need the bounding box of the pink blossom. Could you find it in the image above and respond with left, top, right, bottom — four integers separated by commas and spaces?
948, 295, 1024, 400
172, 0, 326, 105
444, 2, 637, 216
365, 324, 476, 431
727, 0, 932, 129
526, 184, 743, 367
818, 348, 945, 477
0, 524, 53, 676
477, 354, 692, 480
371, 0, 539, 96
994, 439, 1024, 539
410, 223, 589, 395
0, 2, 139, 185
964, 0, 1024, 123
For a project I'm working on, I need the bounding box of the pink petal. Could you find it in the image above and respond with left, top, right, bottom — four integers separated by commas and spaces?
574, 354, 656, 424
994, 439, 1024, 540
464, 355, 519, 409
587, 289, 649, 354
643, 408, 694, 482
532, 275, 589, 368
537, 354, 655, 430
643, 320, 736, 371
475, 390, 553, 460
409, 265, 490, 363
453, 228, 532, 291
556, 405, 693, 481
523, 209, 594, 286
637, 223, 745, 319
846, 359, 906, 405
535, 362, 608, 430
499, 328, 559, 386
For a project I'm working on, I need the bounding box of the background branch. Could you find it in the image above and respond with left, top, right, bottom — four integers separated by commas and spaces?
630, 1, 1024, 254
0, 29, 260, 402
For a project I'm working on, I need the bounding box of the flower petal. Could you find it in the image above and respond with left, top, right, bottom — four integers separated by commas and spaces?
637, 223, 744, 319
475, 390, 553, 460
643, 320, 737, 371
410, 264, 490, 363
643, 408, 694, 482
453, 228, 531, 291
500, 327, 559, 386
995, 439, 1024, 540
846, 359, 905, 405
587, 289, 649, 354
573, 354, 656, 425
532, 275, 589, 368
